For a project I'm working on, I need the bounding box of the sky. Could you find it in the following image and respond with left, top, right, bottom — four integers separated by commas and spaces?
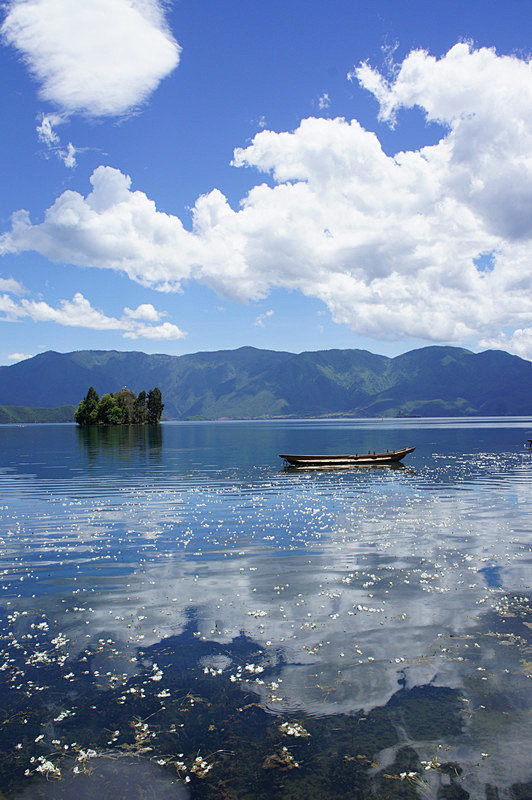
0, 0, 531, 366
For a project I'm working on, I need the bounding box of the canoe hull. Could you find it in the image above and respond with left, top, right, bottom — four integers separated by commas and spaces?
279, 446, 415, 467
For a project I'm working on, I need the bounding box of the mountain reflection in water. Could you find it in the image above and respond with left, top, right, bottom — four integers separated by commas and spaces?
0, 418, 531, 799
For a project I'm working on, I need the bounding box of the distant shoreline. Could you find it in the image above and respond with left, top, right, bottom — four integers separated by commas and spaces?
2, 408, 532, 426
0, 404, 76, 425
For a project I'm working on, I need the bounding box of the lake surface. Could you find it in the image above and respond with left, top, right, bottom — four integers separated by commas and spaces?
1, 418, 532, 799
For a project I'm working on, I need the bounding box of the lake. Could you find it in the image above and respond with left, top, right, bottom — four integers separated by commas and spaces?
0, 418, 531, 799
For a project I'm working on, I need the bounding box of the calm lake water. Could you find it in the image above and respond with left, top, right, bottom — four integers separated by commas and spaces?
1, 418, 532, 799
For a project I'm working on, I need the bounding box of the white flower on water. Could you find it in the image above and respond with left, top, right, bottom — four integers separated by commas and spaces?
34, 756, 61, 777
77, 748, 98, 763
421, 758, 441, 771
54, 709, 75, 722
279, 721, 310, 738
190, 754, 214, 778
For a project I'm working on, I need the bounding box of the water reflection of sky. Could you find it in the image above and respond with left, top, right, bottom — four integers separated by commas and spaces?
1, 420, 532, 797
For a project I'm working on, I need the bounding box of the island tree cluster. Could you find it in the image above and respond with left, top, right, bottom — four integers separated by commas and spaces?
75, 386, 164, 425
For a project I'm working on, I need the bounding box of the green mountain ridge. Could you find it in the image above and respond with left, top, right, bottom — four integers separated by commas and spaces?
0, 345, 530, 421
0, 404, 77, 424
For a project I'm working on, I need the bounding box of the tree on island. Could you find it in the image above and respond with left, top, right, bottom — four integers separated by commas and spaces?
75, 386, 164, 425
147, 387, 164, 424
75, 385, 99, 424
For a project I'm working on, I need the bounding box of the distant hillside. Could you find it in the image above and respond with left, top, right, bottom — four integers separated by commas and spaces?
0, 405, 76, 424
0, 345, 530, 420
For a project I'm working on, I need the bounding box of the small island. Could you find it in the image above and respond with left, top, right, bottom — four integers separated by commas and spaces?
75, 386, 164, 426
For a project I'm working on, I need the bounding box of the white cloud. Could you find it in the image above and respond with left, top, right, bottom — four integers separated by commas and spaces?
0, 291, 186, 340
59, 141, 76, 168
479, 328, 532, 360
253, 309, 274, 327
123, 321, 186, 340
318, 92, 331, 110
123, 303, 163, 322
0, 166, 201, 291
1, 0, 181, 118
2, 0, 179, 166
7, 352, 33, 361
0, 276, 26, 294
36, 112, 61, 146
2, 44, 532, 356
36, 113, 77, 167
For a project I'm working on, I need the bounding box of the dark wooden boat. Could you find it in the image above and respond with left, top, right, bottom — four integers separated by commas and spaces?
279, 446, 415, 468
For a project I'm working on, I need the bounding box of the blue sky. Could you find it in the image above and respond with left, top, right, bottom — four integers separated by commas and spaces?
1, 0, 531, 365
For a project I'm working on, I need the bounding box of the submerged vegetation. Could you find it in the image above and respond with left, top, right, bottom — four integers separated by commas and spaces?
75, 386, 164, 426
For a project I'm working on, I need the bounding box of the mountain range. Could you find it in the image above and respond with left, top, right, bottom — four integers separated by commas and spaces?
0, 345, 531, 421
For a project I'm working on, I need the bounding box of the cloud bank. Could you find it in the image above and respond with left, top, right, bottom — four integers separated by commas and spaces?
0, 291, 186, 340
2, 43, 532, 356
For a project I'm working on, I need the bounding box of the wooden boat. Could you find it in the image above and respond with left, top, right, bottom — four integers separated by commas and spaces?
279, 446, 415, 468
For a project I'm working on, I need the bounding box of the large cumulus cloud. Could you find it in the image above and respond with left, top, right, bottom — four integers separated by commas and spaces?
1, 0, 180, 117
1, 0, 180, 166
2, 43, 532, 356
